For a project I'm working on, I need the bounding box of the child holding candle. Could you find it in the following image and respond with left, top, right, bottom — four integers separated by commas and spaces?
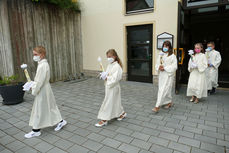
24, 46, 67, 138
152, 41, 177, 113
95, 49, 126, 127
187, 43, 208, 103
205, 42, 221, 94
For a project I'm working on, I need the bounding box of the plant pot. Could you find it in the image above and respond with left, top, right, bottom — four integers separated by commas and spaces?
0, 82, 25, 105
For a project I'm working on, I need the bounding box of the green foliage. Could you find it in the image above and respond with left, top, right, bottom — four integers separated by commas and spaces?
0, 75, 19, 86
31, 0, 80, 12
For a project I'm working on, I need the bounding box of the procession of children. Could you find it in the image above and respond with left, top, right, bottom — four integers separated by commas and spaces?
21, 40, 221, 138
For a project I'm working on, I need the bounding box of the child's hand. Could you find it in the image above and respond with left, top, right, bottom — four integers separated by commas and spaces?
100, 72, 108, 80
159, 65, 164, 71
191, 62, 197, 69
23, 81, 34, 91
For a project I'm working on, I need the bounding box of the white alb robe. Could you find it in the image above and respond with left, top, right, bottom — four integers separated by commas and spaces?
97, 61, 124, 120
155, 52, 177, 107
205, 50, 221, 90
187, 53, 208, 98
29, 59, 62, 129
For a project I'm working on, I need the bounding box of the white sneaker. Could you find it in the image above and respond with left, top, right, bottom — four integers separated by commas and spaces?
117, 112, 127, 121
95, 121, 108, 127
55, 120, 67, 131
24, 131, 41, 138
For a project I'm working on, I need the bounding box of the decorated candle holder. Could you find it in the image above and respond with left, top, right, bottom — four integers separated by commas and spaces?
20, 64, 31, 82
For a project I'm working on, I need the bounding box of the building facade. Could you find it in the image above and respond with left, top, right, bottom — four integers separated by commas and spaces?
80, 0, 229, 89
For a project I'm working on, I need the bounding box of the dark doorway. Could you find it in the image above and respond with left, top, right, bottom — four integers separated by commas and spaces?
127, 24, 153, 83
176, 2, 229, 90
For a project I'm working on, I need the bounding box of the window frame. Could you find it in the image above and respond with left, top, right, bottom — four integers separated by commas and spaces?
125, 0, 154, 15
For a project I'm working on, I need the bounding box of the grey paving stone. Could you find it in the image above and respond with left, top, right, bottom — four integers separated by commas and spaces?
217, 139, 229, 147
0, 135, 15, 145
82, 140, 103, 152
191, 147, 211, 153
165, 122, 183, 130
197, 124, 217, 132
168, 141, 191, 153
73, 128, 91, 137
87, 133, 106, 142
183, 126, 202, 134
159, 132, 179, 142
46, 147, 67, 153
175, 129, 194, 138
200, 142, 224, 153
68, 134, 88, 145
98, 146, 121, 153
157, 125, 175, 133
178, 136, 200, 148
150, 144, 173, 153
5, 140, 26, 152
131, 132, 150, 141
141, 127, 160, 136
202, 130, 224, 139
68, 144, 90, 153
0, 149, 14, 153
205, 121, 224, 128
130, 138, 152, 150
102, 137, 121, 148
99, 129, 118, 138
53, 139, 74, 150
116, 127, 134, 136
148, 136, 169, 147
114, 134, 134, 144
34, 141, 54, 152
139, 150, 153, 153
118, 143, 140, 153
194, 134, 216, 144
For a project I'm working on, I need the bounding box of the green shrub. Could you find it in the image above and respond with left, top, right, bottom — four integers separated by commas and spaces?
0, 75, 19, 86
31, 0, 80, 12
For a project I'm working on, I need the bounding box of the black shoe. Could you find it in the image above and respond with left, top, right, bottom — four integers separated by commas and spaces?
210, 88, 216, 94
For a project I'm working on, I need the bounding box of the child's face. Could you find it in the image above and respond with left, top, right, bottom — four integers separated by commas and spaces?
207, 44, 214, 49
107, 53, 115, 59
163, 45, 169, 49
194, 45, 201, 50
33, 51, 40, 57
33, 51, 44, 59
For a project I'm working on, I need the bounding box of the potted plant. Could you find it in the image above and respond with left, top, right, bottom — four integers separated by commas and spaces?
0, 75, 25, 105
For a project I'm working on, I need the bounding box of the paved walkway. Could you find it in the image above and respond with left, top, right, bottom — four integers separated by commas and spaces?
0, 78, 229, 153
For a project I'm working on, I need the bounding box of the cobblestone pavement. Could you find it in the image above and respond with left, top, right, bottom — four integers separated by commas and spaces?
0, 78, 229, 153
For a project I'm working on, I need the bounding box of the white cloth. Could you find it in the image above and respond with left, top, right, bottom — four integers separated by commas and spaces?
23, 81, 34, 91
187, 53, 208, 98
100, 72, 108, 80
29, 59, 62, 129
155, 52, 177, 107
205, 50, 221, 90
190, 61, 197, 69
97, 61, 124, 120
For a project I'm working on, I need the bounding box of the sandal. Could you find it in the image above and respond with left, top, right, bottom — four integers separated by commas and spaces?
152, 107, 160, 114
194, 99, 199, 104
164, 103, 174, 109
117, 112, 127, 121
190, 96, 196, 102
95, 120, 108, 127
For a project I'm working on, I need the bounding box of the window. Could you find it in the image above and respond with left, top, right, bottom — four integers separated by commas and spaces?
126, 0, 154, 14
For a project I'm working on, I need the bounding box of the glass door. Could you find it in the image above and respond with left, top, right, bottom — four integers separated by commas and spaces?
127, 24, 153, 83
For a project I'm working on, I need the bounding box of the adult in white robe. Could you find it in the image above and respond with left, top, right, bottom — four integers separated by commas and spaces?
29, 59, 63, 129
187, 53, 208, 99
155, 52, 177, 108
205, 49, 221, 91
97, 61, 124, 121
